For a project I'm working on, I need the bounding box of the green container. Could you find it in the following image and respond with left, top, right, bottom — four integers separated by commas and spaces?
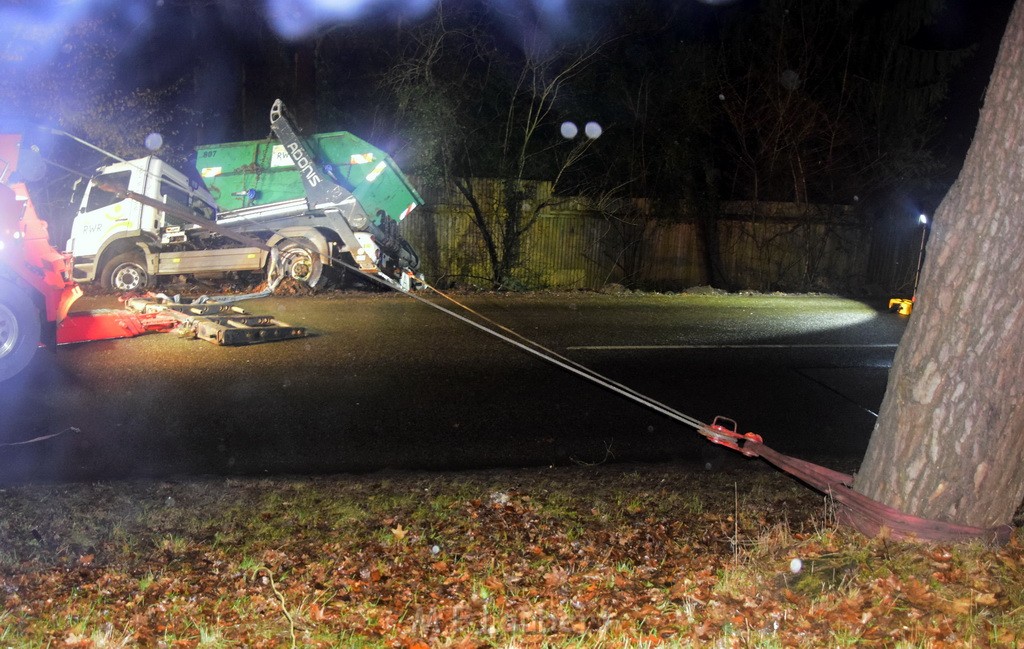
195, 131, 423, 225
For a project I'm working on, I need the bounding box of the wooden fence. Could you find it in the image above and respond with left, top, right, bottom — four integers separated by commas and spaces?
401, 178, 878, 293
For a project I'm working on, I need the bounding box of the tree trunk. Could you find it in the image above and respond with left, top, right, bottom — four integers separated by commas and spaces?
853, 0, 1024, 530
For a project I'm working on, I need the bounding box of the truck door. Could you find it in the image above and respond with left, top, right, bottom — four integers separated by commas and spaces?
68, 169, 138, 258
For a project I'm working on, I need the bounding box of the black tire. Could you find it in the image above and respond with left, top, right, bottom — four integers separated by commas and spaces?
101, 252, 151, 292
0, 279, 41, 382
275, 238, 323, 287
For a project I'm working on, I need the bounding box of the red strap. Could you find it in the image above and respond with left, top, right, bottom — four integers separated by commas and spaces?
743, 441, 1012, 545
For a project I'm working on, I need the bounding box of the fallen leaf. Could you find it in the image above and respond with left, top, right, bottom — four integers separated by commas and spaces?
974, 592, 999, 606
391, 524, 407, 541
928, 549, 952, 563
902, 578, 934, 606
995, 628, 1020, 646
668, 581, 689, 600
77, 554, 94, 566
308, 602, 325, 621
543, 566, 569, 588
64, 632, 89, 645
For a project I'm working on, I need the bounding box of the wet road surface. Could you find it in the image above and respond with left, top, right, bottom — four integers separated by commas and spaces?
0, 292, 906, 483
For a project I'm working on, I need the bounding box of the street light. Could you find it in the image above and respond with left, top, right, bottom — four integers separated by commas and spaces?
889, 212, 930, 316
913, 214, 929, 295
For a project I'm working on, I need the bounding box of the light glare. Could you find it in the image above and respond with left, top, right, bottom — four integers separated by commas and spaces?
266, 0, 436, 39
145, 132, 163, 151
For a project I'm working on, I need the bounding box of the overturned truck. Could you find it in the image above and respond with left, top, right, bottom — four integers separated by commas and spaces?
66, 99, 423, 292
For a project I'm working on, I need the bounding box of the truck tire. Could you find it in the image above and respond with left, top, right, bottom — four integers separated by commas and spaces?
101, 252, 151, 292
0, 279, 41, 382
276, 238, 323, 287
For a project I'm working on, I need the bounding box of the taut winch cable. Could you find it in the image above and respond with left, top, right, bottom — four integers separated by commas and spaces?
324, 259, 717, 435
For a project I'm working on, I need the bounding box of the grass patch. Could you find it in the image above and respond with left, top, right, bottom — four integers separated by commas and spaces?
0, 461, 1021, 647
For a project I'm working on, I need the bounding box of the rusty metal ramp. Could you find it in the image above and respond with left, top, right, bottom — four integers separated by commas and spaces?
124, 297, 307, 346
187, 313, 306, 345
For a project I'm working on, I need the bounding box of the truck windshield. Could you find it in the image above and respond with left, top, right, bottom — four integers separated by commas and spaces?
85, 171, 131, 212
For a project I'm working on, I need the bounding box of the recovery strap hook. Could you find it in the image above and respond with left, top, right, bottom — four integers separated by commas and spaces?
701, 416, 764, 457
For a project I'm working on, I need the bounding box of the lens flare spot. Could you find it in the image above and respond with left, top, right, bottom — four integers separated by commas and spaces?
266, 0, 435, 39
145, 132, 164, 151
780, 69, 800, 90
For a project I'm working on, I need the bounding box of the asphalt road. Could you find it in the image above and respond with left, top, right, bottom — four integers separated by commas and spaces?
0, 291, 907, 483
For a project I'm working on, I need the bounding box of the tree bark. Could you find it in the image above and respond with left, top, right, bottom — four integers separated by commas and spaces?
853, 0, 1024, 529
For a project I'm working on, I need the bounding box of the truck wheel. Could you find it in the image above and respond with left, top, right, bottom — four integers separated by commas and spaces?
101, 252, 151, 292
276, 238, 323, 287
0, 279, 41, 382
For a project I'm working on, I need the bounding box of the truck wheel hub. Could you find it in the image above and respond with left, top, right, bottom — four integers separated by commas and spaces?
114, 267, 142, 291
291, 261, 311, 280
282, 250, 314, 282
0, 303, 17, 359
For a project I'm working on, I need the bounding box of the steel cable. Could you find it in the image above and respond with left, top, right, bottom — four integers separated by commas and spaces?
308, 254, 710, 434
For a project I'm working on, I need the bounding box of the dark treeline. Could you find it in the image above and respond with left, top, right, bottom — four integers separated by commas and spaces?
0, 0, 1013, 288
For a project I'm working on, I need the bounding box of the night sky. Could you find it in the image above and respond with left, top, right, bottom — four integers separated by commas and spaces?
3, 0, 1011, 145
0, 0, 1016, 212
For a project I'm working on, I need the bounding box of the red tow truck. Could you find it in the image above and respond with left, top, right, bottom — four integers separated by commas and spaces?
0, 135, 82, 381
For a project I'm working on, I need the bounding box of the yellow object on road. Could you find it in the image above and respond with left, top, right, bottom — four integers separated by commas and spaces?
888, 298, 913, 316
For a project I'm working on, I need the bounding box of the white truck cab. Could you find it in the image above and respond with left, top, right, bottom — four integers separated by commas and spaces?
66, 157, 262, 291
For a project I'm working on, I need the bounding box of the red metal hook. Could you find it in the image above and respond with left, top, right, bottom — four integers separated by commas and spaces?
701, 416, 764, 457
